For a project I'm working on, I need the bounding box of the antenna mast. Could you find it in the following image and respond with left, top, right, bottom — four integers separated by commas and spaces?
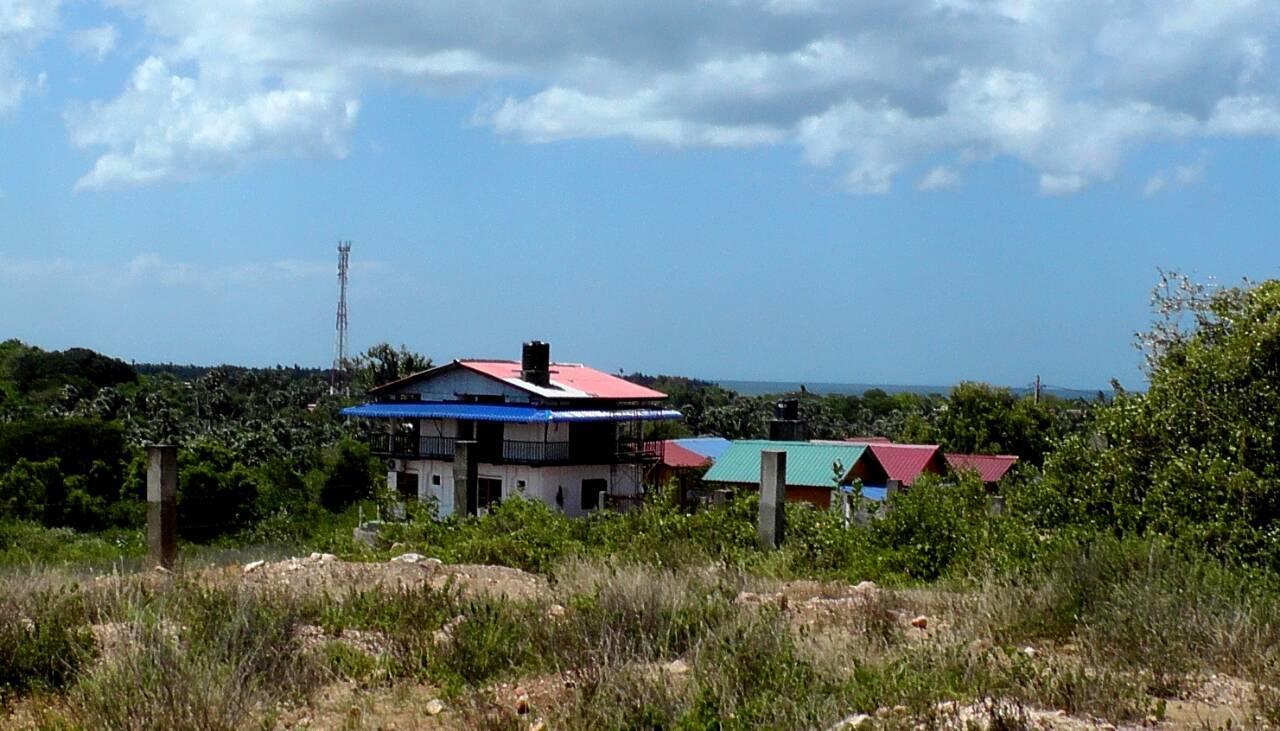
332, 241, 352, 395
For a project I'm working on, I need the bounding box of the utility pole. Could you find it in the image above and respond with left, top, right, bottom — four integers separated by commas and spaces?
1034, 375, 1042, 404
331, 241, 352, 395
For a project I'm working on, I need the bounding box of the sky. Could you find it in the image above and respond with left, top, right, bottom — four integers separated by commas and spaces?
0, 1, 1278, 391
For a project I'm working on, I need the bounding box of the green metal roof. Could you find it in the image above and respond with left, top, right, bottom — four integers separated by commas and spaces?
702, 440, 868, 489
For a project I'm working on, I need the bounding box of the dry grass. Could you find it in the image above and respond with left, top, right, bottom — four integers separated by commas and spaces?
3, 547, 1280, 730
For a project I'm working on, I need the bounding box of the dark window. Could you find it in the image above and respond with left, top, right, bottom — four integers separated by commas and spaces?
477, 478, 502, 511
394, 471, 418, 498
581, 478, 606, 511
431, 474, 441, 486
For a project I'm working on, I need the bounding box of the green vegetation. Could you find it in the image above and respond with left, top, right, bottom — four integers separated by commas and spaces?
4, 273, 1280, 727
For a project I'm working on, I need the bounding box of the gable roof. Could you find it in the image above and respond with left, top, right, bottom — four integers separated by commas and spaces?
671, 437, 732, 460
703, 440, 870, 489
945, 453, 1018, 483
661, 441, 713, 469
862, 443, 944, 486
370, 359, 666, 401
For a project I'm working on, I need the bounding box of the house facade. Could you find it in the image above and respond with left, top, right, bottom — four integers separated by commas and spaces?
342, 341, 681, 518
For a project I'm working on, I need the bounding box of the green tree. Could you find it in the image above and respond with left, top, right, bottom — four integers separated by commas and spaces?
350, 343, 432, 392
1024, 275, 1280, 567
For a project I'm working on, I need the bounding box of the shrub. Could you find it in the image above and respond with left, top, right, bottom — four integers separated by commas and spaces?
0, 586, 94, 695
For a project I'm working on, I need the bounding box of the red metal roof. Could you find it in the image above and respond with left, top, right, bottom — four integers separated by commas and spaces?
660, 440, 712, 469
459, 360, 667, 400
861, 443, 944, 486
945, 453, 1018, 483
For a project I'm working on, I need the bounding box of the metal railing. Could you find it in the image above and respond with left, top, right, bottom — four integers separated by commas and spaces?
378, 435, 664, 465
501, 439, 572, 464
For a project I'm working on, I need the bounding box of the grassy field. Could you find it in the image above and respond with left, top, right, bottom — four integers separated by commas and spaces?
2, 499, 1279, 730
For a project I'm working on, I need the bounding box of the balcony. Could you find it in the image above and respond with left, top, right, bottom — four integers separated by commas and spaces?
378, 435, 662, 465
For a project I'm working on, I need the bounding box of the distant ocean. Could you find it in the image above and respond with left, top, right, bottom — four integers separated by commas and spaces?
715, 380, 1111, 401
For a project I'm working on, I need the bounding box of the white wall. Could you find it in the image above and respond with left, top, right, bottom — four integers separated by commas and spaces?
398, 368, 534, 403
398, 459, 641, 519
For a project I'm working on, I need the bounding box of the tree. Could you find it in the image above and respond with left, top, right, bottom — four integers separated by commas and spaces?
1025, 275, 1280, 567
350, 343, 432, 392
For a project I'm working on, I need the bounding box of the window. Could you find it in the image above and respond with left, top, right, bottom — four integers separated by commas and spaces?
394, 471, 418, 499
431, 475, 441, 486
581, 478, 606, 511
477, 478, 502, 512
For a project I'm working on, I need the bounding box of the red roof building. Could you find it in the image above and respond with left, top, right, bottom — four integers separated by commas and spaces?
349, 341, 680, 520
945, 453, 1019, 484
457, 360, 667, 400
372, 358, 665, 401
862, 443, 946, 486
660, 441, 713, 469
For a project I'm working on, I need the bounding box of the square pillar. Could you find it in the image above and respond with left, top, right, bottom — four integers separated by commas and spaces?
758, 449, 786, 550
453, 440, 478, 518
146, 445, 178, 569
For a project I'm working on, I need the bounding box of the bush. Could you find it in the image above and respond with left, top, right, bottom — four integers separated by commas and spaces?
0, 586, 95, 695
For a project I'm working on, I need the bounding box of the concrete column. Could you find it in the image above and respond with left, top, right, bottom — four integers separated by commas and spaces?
758, 449, 786, 550
452, 440, 478, 518
988, 494, 1006, 516
146, 445, 177, 570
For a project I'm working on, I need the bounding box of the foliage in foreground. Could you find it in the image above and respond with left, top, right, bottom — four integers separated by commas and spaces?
1029, 277, 1280, 569
2, 535, 1278, 728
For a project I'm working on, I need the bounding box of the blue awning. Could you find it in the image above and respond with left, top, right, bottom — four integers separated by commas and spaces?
341, 402, 682, 423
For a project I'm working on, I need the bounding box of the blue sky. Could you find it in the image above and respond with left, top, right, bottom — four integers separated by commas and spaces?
1, 1, 1278, 390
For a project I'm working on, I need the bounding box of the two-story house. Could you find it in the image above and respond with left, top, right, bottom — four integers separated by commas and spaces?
341, 341, 680, 517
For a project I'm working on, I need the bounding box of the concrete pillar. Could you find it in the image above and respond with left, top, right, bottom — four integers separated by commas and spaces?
452, 440, 478, 518
758, 449, 786, 550
146, 445, 178, 570
988, 494, 1006, 516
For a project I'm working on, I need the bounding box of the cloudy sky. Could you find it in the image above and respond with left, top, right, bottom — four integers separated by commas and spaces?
1, 0, 1277, 388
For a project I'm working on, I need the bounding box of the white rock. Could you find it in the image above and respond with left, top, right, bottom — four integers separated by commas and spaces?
827, 713, 871, 729
425, 698, 445, 716
243, 560, 266, 574
665, 659, 690, 675
853, 580, 877, 592
390, 552, 425, 563
1021, 646, 1036, 657
423, 557, 444, 566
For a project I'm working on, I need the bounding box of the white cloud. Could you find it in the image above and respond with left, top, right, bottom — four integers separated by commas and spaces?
0, 251, 345, 291
1040, 173, 1088, 196
917, 166, 960, 191
1143, 174, 1167, 197
66, 0, 1280, 193
70, 23, 116, 60
0, 0, 59, 114
1144, 153, 1208, 197
68, 56, 359, 190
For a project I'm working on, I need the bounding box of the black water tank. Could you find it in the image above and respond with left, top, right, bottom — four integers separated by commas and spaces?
775, 399, 799, 421
521, 341, 551, 386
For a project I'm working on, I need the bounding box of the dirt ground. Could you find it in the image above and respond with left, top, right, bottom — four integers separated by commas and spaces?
4, 555, 1268, 730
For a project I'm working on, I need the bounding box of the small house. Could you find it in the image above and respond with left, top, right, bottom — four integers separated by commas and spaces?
701, 440, 890, 508
944, 453, 1019, 486
342, 341, 681, 518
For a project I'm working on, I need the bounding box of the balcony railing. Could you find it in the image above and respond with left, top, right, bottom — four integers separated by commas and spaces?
378, 435, 663, 465
502, 439, 571, 464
